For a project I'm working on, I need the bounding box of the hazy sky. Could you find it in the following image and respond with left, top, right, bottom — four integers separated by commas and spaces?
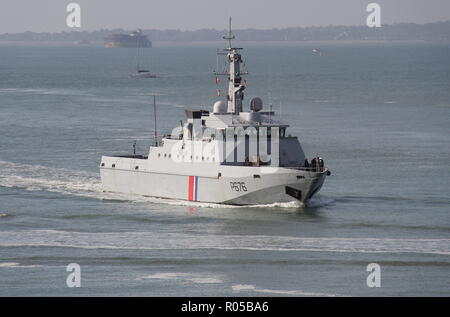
1, 0, 450, 33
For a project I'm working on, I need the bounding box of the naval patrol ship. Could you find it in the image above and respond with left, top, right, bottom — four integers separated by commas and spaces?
100, 19, 330, 205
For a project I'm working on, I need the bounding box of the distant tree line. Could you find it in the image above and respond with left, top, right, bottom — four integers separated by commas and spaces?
1, 21, 449, 43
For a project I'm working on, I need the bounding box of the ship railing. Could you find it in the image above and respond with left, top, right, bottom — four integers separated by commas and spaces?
294, 166, 327, 172
151, 135, 165, 146
162, 134, 183, 141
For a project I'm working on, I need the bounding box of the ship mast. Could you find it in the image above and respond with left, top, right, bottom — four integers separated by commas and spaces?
214, 17, 248, 114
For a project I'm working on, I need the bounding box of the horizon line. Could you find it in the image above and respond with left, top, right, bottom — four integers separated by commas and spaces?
2, 20, 450, 35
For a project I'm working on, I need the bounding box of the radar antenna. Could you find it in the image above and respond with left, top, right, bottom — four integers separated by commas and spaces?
213, 17, 248, 114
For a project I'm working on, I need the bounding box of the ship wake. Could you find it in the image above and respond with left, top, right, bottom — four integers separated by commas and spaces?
0, 229, 449, 255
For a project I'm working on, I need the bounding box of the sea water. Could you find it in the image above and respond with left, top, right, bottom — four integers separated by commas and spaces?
0, 42, 449, 296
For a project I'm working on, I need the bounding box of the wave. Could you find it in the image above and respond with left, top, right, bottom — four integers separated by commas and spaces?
0, 160, 102, 199
137, 272, 223, 284
0, 230, 449, 255
336, 194, 450, 207
0, 262, 19, 267
231, 284, 342, 297
135, 273, 343, 296
305, 197, 335, 208
0, 87, 92, 96
0, 262, 41, 268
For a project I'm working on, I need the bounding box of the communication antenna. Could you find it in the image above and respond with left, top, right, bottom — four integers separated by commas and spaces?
268, 92, 272, 123
153, 95, 158, 146
223, 16, 235, 49
279, 100, 283, 121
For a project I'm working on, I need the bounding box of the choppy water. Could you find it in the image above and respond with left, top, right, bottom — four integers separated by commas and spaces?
0, 42, 449, 296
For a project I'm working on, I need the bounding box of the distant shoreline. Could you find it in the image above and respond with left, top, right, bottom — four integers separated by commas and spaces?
0, 39, 446, 47
1, 21, 449, 44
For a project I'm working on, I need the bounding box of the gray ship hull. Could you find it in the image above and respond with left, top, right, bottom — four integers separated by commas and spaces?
100, 156, 327, 205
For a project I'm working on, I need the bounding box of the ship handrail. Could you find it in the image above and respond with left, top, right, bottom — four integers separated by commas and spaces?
162, 134, 183, 140
100, 165, 222, 179
293, 166, 329, 173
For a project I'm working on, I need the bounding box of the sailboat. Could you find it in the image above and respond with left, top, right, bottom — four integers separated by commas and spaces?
130, 29, 157, 78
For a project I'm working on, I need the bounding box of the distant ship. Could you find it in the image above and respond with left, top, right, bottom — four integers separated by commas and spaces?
100, 18, 330, 205
312, 48, 324, 56
105, 29, 152, 48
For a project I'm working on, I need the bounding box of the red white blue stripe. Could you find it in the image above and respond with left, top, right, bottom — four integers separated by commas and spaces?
188, 176, 199, 201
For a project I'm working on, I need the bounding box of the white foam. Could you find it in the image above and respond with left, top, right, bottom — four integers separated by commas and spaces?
0, 160, 102, 199
0, 230, 448, 255
247, 201, 304, 208
0, 262, 41, 268
0, 262, 20, 267
231, 284, 342, 297
137, 272, 223, 284
0, 87, 92, 96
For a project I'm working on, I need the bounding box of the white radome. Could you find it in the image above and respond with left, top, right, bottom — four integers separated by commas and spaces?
213, 100, 228, 114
